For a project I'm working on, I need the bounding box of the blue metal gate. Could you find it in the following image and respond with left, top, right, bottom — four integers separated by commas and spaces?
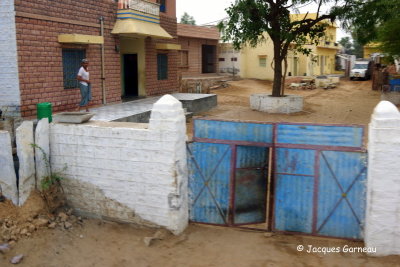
273, 123, 367, 239
188, 119, 367, 239
187, 119, 273, 225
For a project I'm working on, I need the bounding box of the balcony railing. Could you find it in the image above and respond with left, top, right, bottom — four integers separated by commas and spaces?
118, 0, 160, 16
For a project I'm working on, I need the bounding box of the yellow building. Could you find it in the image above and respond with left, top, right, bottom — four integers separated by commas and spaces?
363, 43, 381, 58
239, 13, 341, 80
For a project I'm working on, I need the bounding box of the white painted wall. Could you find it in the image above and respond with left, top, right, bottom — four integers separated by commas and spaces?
0, 0, 21, 117
219, 44, 241, 77
49, 95, 188, 234
366, 101, 400, 256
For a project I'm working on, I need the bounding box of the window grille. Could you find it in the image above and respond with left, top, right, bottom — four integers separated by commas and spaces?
62, 49, 85, 89
157, 53, 168, 80
259, 57, 267, 67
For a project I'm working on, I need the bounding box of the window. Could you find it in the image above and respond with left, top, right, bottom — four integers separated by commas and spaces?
62, 49, 85, 89
157, 53, 168, 80
231, 57, 237, 62
157, 0, 166, 12
179, 50, 189, 67
219, 58, 225, 62
259, 57, 267, 67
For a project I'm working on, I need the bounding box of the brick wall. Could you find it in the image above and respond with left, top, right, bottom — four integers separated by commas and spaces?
49, 95, 188, 234
0, 0, 21, 117
14, 0, 122, 118
178, 36, 219, 76
145, 13, 179, 96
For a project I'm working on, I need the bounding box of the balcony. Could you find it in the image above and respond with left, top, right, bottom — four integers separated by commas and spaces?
317, 39, 340, 50
112, 0, 172, 39
118, 0, 160, 16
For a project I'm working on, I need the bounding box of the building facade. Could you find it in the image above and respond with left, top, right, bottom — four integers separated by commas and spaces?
235, 14, 341, 81
177, 24, 219, 76
0, 0, 179, 118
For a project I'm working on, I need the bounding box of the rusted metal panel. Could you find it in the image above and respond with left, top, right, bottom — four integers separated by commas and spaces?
317, 151, 367, 239
276, 124, 364, 148
274, 174, 314, 233
194, 119, 274, 143
188, 142, 231, 224
276, 148, 315, 176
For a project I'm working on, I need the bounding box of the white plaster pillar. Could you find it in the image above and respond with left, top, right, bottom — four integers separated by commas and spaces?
16, 121, 36, 206
366, 101, 400, 256
0, 130, 18, 205
35, 118, 50, 190
0, 0, 21, 117
149, 94, 189, 234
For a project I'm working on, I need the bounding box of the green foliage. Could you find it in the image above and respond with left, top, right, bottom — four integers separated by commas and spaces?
341, 0, 400, 57
30, 143, 67, 191
180, 12, 196, 25
220, 0, 351, 96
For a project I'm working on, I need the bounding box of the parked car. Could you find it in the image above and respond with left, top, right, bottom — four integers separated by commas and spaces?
350, 60, 372, 80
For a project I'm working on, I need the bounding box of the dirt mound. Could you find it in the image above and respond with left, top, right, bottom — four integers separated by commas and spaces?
0, 192, 46, 224
0, 190, 81, 244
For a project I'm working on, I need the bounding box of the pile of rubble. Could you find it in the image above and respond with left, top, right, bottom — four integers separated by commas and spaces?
0, 208, 83, 244
0, 208, 84, 264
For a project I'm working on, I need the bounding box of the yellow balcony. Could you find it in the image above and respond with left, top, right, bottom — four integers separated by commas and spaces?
113, 0, 172, 39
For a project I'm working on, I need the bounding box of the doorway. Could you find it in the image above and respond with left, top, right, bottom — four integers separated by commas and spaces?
123, 54, 139, 97
202, 45, 216, 73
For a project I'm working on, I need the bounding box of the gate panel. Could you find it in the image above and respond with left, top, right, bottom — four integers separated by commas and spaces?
317, 151, 367, 239
274, 174, 314, 233
188, 142, 231, 224
234, 146, 268, 224
274, 148, 316, 233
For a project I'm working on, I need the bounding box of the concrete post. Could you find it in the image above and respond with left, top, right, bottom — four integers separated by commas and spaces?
366, 101, 400, 256
16, 121, 35, 206
0, 130, 18, 205
35, 118, 50, 190
149, 94, 188, 234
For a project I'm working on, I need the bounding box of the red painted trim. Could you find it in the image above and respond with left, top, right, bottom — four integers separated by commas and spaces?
228, 144, 237, 225
270, 123, 278, 232
312, 150, 320, 234
274, 143, 366, 152
193, 137, 273, 147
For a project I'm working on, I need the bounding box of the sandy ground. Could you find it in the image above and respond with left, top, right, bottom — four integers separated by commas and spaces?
200, 78, 381, 126
1, 219, 400, 267
2, 79, 399, 266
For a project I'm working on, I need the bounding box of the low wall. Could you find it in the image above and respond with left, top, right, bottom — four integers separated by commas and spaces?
366, 101, 400, 256
49, 95, 188, 234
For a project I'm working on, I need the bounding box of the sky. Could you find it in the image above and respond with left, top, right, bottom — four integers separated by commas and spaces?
176, 0, 350, 40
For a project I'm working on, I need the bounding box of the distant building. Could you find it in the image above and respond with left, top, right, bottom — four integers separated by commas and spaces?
234, 13, 341, 81
177, 24, 220, 76
218, 43, 241, 77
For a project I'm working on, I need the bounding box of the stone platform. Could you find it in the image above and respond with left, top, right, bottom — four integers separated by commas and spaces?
89, 93, 217, 123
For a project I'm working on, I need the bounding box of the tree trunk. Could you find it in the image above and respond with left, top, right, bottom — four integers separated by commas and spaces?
272, 38, 283, 97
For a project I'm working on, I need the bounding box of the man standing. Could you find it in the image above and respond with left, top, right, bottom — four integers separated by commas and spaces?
76, 59, 91, 112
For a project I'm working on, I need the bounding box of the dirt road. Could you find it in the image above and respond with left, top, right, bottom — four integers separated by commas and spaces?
2, 219, 400, 267
199, 78, 381, 126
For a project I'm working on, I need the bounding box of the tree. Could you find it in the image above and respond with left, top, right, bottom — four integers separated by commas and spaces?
340, 0, 400, 59
180, 12, 196, 25
219, 0, 352, 97
338, 37, 353, 54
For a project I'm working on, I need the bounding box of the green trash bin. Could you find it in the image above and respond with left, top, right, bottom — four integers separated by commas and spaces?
36, 102, 52, 122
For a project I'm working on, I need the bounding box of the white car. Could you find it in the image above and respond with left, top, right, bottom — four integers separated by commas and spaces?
350, 61, 371, 80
